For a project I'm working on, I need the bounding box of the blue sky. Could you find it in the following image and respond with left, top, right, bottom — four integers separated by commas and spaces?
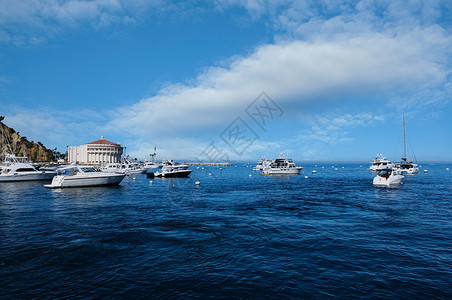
1, 0, 451, 162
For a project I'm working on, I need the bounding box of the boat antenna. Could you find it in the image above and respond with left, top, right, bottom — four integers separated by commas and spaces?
1, 125, 3, 160
403, 115, 407, 161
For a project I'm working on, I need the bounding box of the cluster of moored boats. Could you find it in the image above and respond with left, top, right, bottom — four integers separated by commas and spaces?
0, 151, 427, 189
0, 154, 194, 188
0, 116, 423, 188
251, 152, 419, 187
370, 116, 420, 186
370, 154, 417, 186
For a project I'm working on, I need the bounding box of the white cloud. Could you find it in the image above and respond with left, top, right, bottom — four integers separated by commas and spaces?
285, 111, 391, 160
107, 27, 449, 143
0, 0, 163, 44
303, 112, 388, 142
99, 19, 450, 160
214, 0, 452, 34
1, 105, 106, 151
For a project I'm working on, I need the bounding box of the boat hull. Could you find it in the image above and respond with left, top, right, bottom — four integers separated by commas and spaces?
0, 171, 55, 182
369, 164, 395, 171
397, 167, 419, 175
154, 170, 193, 178
373, 175, 404, 186
44, 173, 125, 188
123, 169, 147, 175
260, 167, 303, 175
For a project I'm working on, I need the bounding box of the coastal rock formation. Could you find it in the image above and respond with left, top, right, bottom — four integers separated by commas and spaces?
0, 117, 57, 162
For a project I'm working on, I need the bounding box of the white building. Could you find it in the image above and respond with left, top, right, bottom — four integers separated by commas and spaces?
68, 136, 123, 165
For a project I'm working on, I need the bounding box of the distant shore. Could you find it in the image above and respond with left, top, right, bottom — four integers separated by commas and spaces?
185, 162, 231, 166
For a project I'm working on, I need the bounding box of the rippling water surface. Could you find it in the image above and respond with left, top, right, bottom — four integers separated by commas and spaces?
1, 162, 452, 298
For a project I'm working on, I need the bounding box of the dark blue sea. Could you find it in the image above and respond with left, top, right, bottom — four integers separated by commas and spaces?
1, 162, 452, 299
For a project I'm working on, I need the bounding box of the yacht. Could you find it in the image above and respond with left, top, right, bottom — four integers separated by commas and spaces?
253, 156, 273, 171
260, 154, 303, 175
99, 162, 121, 173
148, 160, 192, 178
100, 159, 146, 175
143, 161, 163, 171
396, 159, 419, 175
369, 154, 394, 171
0, 154, 56, 182
44, 165, 125, 188
118, 159, 146, 175
373, 168, 404, 186
394, 116, 419, 175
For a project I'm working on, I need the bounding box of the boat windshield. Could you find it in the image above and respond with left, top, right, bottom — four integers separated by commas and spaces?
58, 168, 76, 175
80, 167, 98, 173
378, 169, 391, 177
16, 168, 37, 172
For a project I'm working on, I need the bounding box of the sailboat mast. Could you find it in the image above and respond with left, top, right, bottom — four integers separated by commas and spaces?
403, 115, 407, 160
1, 125, 4, 160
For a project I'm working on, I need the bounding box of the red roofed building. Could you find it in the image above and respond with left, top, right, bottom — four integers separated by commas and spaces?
68, 136, 123, 164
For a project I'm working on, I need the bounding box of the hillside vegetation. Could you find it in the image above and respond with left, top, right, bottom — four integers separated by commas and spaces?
0, 116, 61, 162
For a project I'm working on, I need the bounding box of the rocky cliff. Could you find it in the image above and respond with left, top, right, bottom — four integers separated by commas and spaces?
0, 116, 57, 162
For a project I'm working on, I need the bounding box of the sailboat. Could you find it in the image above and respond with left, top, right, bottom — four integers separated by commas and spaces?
395, 115, 419, 175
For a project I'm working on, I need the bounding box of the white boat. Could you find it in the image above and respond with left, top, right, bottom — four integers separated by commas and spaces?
253, 156, 272, 171
373, 168, 404, 186
118, 159, 146, 175
100, 159, 146, 175
44, 165, 125, 188
394, 116, 419, 175
369, 154, 394, 171
0, 154, 56, 182
149, 160, 192, 178
396, 159, 419, 175
260, 154, 303, 175
99, 162, 121, 173
0, 126, 56, 182
143, 161, 163, 171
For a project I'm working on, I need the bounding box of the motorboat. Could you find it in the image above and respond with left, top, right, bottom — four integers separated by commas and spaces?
394, 115, 419, 175
44, 165, 125, 188
369, 154, 394, 171
118, 159, 146, 175
148, 160, 192, 178
260, 154, 303, 175
0, 126, 56, 182
373, 168, 404, 186
395, 158, 419, 175
143, 161, 163, 171
253, 156, 273, 171
100, 159, 146, 175
0, 154, 56, 182
99, 162, 121, 173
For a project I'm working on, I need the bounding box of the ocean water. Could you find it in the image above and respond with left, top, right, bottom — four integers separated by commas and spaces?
1, 162, 452, 299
